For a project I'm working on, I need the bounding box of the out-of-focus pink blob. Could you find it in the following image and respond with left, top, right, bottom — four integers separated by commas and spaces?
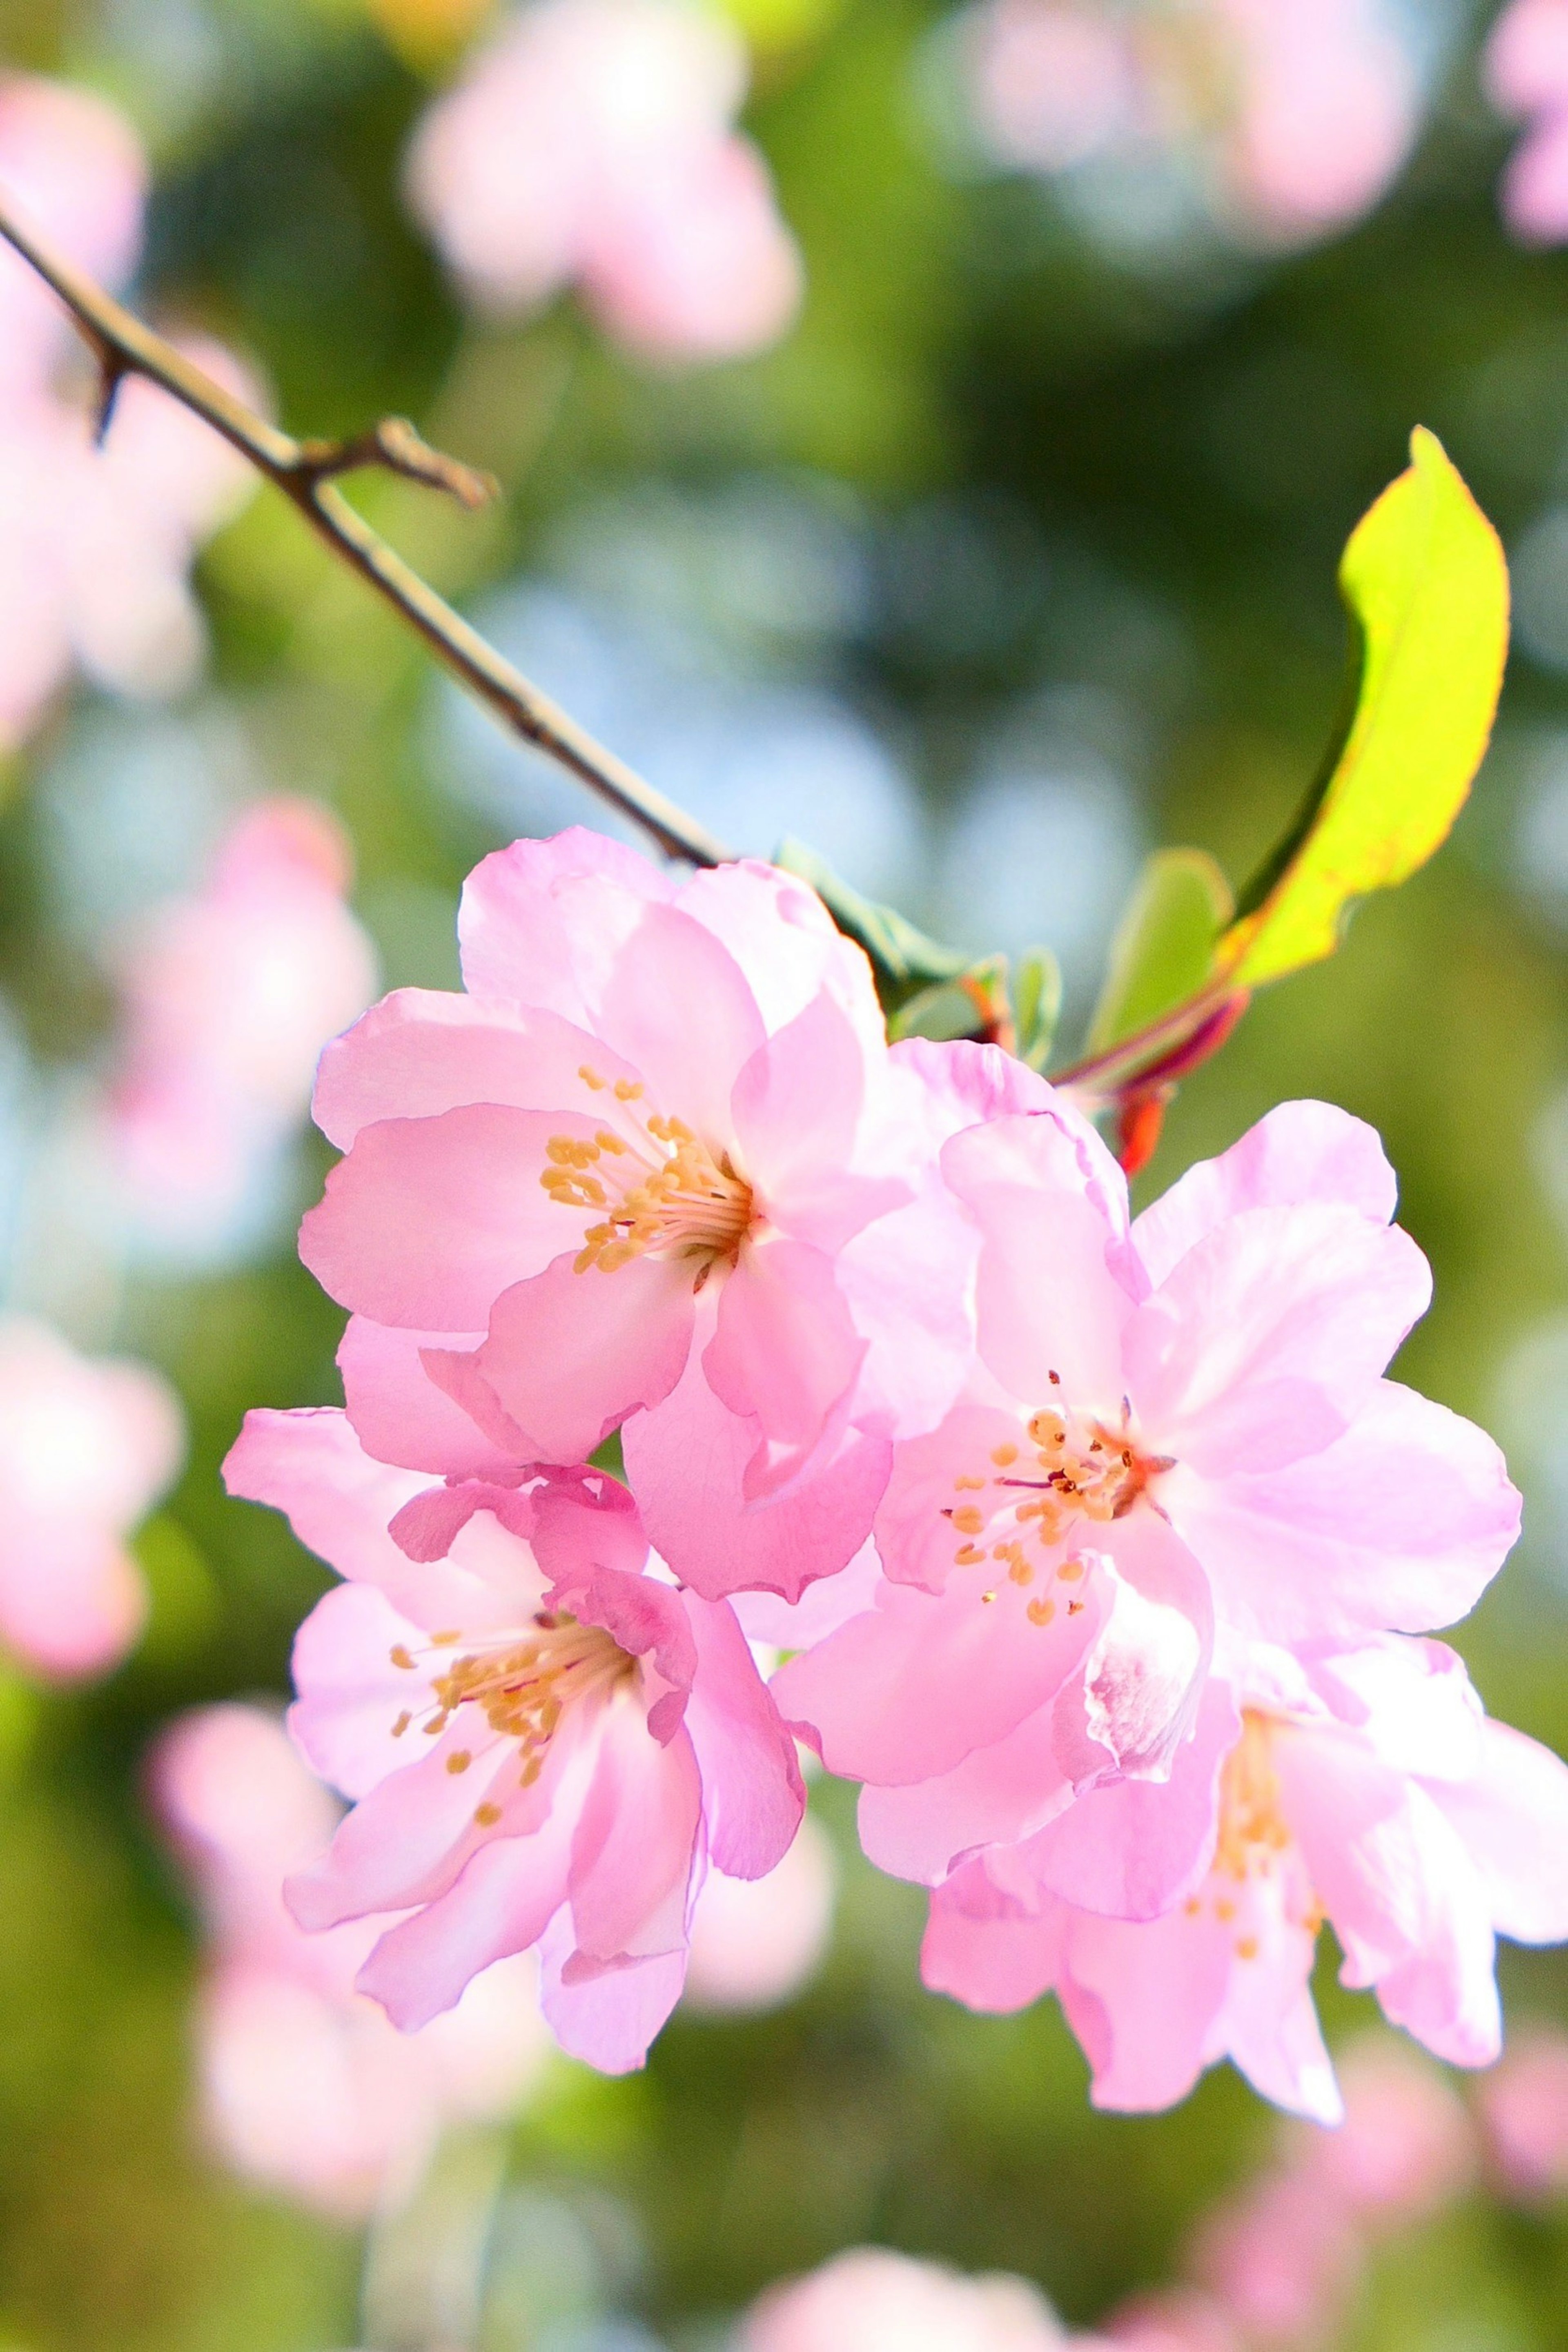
684, 1811, 837, 2013
742, 2245, 1071, 2352
1488, 0, 1568, 244
0, 76, 144, 395
1294, 2038, 1475, 2229
1190, 2169, 1363, 2350
961, 0, 1419, 251
1106, 2290, 1240, 2352
151, 1703, 552, 2218
1477, 2025, 1568, 2200
406, 0, 803, 361
1205, 0, 1418, 246
0, 75, 260, 747
106, 796, 379, 1250
966, 1, 1136, 173
0, 1315, 183, 1679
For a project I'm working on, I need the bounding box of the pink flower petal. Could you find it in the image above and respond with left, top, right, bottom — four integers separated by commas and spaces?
300, 1104, 592, 1328
1162, 1378, 1519, 1642
682, 1593, 805, 1876
472, 1247, 697, 1462
1131, 1099, 1398, 1290
455, 826, 672, 1014
772, 1564, 1108, 1786
338, 1315, 516, 1478
624, 1340, 892, 1602
1123, 1203, 1432, 1478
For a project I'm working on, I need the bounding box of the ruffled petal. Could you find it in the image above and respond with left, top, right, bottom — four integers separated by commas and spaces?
456, 827, 672, 1016
300, 1105, 597, 1328
1163, 1381, 1519, 1642
623, 1342, 891, 1604
681, 1594, 804, 1878
338, 1316, 514, 1478
772, 1563, 1108, 1786
1123, 1204, 1432, 1479
1131, 1100, 1398, 1290
470, 1250, 696, 1464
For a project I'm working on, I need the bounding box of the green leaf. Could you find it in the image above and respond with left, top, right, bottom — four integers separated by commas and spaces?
1085, 849, 1234, 1055
888, 954, 1011, 1045
774, 836, 971, 998
1012, 947, 1062, 1070
1220, 427, 1508, 991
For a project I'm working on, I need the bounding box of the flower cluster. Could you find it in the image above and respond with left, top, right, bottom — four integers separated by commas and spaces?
230, 828, 1568, 2102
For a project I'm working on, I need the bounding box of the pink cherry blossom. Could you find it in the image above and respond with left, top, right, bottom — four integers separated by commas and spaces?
742, 2245, 1074, 2352
0, 74, 260, 746
1105, 2292, 1239, 2352
1476, 2025, 1568, 2199
960, 0, 1418, 251
405, 0, 802, 363
302, 829, 1042, 1603
773, 1099, 1516, 1893
922, 1635, 1568, 2123
683, 1810, 836, 2012
151, 1702, 550, 2217
105, 796, 379, 1251
223, 1402, 805, 2071
1487, 0, 1568, 244
0, 1314, 182, 1679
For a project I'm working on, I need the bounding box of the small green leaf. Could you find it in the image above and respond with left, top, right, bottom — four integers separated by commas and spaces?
1221, 427, 1508, 990
1012, 947, 1062, 1070
888, 954, 1011, 1045
1086, 849, 1234, 1056
774, 836, 971, 1000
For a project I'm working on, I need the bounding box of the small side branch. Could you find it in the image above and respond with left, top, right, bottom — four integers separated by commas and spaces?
0, 189, 728, 869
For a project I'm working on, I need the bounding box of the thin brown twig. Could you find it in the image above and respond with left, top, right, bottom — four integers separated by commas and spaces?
0, 188, 730, 869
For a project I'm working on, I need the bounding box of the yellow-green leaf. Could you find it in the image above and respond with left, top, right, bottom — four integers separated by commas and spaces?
1218, 427, 1508, 991
1087, 848, 1234, 1054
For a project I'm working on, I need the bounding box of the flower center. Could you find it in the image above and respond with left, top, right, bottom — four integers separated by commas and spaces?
541, 1065, 755, 1286
389, 1612, 637, 1804
1213, 1710, 1291, 1881
943, 1375, 1173, 1587
1183, 1711, 1320, 1961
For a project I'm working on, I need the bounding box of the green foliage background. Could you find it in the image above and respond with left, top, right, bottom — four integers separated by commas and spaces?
0, 0, 1566, 2345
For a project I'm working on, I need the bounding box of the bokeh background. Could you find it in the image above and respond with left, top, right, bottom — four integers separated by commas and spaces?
3, 0, 1568, 2344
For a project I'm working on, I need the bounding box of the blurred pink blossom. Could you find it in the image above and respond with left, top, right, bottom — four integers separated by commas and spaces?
684, 1810, 837, 2012
960, 0, 1419, 250
1487, 0, 1568, 244
1476, 2024, 1568, 2200
0, 74, 259, 746
0, 1314, 182, 1679
405, 0, 803, 361
151, 1701, 552, 2218
1190, 2166, 1362, 2348
105, 797, 379, 1250
743, 2245, 1073, 2352
1294, 2036, 1474, 2228
1105, 2292, 1240, 2352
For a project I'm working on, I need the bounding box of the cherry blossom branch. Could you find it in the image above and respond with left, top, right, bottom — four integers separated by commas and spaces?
0, 189, 730, 869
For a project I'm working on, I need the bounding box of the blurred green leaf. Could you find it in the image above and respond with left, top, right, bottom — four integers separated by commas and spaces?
1086, 850, 1233, 1056
888, 954, 1011, 1045
1012, 947, 1062, 1070
775, 836, 971, 1002
1221, 427, 1508, 990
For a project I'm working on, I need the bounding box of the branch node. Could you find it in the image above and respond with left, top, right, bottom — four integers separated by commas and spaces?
296, 416, 498, 510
